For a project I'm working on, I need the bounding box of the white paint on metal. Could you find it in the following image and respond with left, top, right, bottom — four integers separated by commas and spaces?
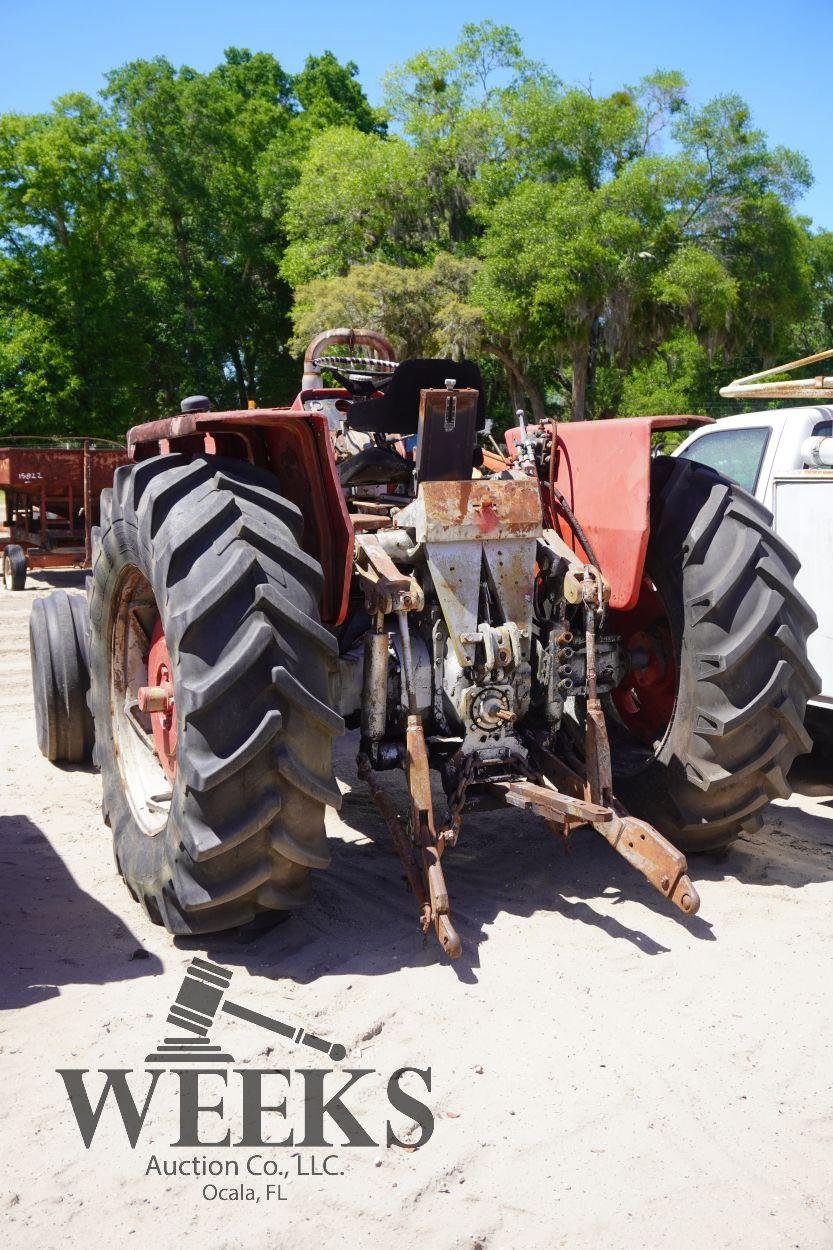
773, 472, 833, 706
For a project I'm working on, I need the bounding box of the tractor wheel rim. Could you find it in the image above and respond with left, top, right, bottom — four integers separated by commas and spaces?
611, 577, 678, 751
144, 617, 178, 782
109, 566, 175, 836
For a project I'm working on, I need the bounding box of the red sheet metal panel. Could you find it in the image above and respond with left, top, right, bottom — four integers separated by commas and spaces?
549, 415, 712, 611
261, 415, 352, 627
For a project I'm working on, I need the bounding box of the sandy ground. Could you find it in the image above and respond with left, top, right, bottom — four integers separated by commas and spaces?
2, 571, 833, 1250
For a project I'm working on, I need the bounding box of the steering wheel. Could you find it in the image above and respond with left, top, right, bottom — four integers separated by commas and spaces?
313, 356, 397, 398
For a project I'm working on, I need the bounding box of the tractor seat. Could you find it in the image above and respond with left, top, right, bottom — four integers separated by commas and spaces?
346, 358, 486, 436
338, 445, 413, 488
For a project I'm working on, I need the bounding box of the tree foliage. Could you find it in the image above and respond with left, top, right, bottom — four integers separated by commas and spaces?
1, 27, 831, 436
0, 48, 380, 435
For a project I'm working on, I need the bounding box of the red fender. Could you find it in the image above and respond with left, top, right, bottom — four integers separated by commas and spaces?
507, 416, 712, 610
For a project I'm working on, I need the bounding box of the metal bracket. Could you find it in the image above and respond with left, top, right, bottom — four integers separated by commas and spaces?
405, 715, 461, 958
357, 728, 462, 960
356, 576, 464, 958
354, 532, 424, 615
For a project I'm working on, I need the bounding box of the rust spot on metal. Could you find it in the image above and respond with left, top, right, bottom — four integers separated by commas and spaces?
473, 499, 500, 533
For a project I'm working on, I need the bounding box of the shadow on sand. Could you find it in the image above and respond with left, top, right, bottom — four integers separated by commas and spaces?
0, 814, 163, 1009
6, 731, 830, 995
24, 568, 88, 592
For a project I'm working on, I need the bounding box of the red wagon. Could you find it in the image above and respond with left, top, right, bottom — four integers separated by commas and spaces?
0, 437, 128, 590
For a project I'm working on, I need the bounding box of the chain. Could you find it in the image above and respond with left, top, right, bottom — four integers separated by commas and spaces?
361, 745, 543, 854
506, 750, 544, 788
440, 751, 480, 848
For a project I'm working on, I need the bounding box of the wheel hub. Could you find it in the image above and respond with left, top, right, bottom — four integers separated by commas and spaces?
610, 579, 677, 748
109, 566, 175, 836
139, 618, 177, 782
471, 686, 513, 730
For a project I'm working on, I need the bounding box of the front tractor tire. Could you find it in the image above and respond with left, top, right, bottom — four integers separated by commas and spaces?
611, 456, 819, 854
88, 454, 344, 935
30, 590, 95, 763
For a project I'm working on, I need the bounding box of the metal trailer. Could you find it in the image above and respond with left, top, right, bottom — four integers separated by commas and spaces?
0, 437, 128, 590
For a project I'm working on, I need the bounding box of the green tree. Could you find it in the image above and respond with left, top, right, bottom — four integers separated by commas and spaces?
293, 52, 386, 135
793, 227, 833, 352
287, 26, 815, 421
103, 50, 301, 410
281, 130, 434, 287
291, 253, 480, 358
0, 93, 142, 435
0, 46, 382, 434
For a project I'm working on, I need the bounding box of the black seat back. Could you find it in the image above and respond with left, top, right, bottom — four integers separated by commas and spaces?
346, 359, 485, 435
338, 445, 413, 488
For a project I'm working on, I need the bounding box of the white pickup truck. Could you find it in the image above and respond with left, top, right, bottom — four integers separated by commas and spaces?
676, 404, 833, 713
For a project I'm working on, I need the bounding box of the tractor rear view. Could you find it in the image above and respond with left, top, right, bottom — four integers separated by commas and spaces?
30, 330, 819, 953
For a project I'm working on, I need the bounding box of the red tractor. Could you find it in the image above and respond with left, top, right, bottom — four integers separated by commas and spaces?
30, 330, 819, 954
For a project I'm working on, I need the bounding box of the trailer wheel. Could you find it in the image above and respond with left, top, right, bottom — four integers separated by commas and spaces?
3, 544, 27, 591
29, 591, 95, 763
609, 456, 819, 853
88, 454, 344, 935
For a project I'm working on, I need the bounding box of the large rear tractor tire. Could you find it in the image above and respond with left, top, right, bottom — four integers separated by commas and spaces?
610, 456, 819, 853
88, 454, 344, 935
30, 590, 95, 763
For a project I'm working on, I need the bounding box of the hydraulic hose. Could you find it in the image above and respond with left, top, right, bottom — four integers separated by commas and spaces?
547, 421, 603, 573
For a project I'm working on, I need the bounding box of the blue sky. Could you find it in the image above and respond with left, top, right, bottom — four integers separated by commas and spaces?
1, 0, 831, 228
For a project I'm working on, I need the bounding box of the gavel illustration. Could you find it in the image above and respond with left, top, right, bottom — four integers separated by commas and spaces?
146, 958, 346, 1065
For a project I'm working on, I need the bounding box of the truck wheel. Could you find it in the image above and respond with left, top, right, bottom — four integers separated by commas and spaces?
88, 454, 344, 935
609, 456, 819, 853
29, 591, 95, 763
3, 544, 27, 590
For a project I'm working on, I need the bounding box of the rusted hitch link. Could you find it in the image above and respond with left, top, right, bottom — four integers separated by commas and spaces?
357, 749, 461, 959
488, 779, 700, 917
357, 751, 699, 964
